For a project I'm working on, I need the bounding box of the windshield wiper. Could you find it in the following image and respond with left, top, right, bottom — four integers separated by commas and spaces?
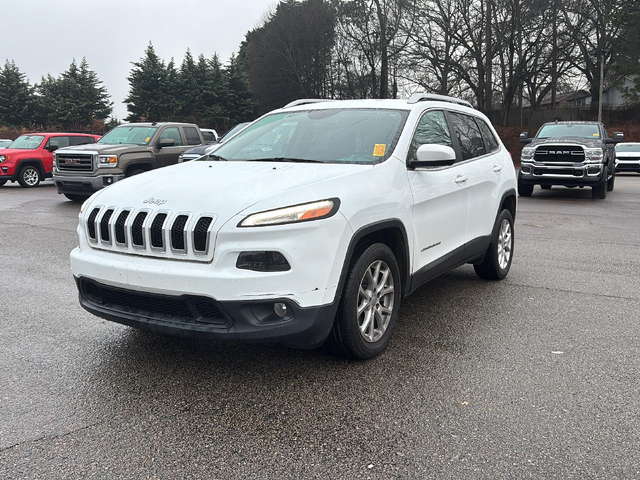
207, 155, 228, 161
245, 157, 324, 163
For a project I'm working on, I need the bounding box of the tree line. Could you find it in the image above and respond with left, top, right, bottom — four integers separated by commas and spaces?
245, 0, 640, 123
1, 0, 638, 133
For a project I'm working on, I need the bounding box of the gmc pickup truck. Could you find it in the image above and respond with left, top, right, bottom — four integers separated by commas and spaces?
518, 121, 623, 199
53, 122, 204, 201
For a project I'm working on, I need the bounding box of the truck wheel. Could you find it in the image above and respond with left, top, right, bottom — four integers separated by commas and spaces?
607, 168, 615, 192
327, 243, 401, 360
0, 180, 6, 187
517, 175, 533, 197
64, 194, 90, 202
541, 185, 551, 190
592, 168, 607, 199
474, 209, 514, 281
18, 165, 41, 188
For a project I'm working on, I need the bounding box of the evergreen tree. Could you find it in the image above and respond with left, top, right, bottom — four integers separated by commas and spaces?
224, 53, 256, 125
124, 43, 179, 122
179, 49, 201, 123
0, 60, 34, 127
200, 54, 228, 129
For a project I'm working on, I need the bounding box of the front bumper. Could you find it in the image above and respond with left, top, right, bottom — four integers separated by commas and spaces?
615, 160, 640, 173
76, 277, 339, 348
519, 162, 604, 186
54, 173, 125, 194
0, 165, 17, 181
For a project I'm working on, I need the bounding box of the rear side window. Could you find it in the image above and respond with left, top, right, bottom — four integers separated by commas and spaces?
477, 119, 499, 152
409, 110, 452, 162
69, 136, 95, 146
46, 136, 70, 149
158, 127, 183, 146
184, 127, 201, 146
449, 112, 486, 160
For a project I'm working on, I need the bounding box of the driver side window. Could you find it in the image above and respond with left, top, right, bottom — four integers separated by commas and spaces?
409, 110, 453, 162
158, 127, 183, 146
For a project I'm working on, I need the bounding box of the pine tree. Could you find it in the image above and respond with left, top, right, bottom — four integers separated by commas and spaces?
179, 49, 201, 123
125, 43, 179, 122
0, 60, 34, 127
201, 54, 228, 129
224, 53, 256, 125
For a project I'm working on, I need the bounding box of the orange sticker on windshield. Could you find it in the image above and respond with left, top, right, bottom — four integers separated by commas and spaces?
593, 133, 599, 137
373, 144, 386, 156
145, 137, 151, 142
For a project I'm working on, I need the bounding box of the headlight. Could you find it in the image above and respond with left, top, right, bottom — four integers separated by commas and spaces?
0, 155, 5, 163
584, 148, 603, 163
80, 198, 91, 213
239, 199, 340, 227
98, 155, 118, 167
521, 147, 534, 161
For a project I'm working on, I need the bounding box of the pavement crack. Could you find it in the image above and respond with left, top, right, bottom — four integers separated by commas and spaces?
505, 281, 639, 302
0, 420, 105, 453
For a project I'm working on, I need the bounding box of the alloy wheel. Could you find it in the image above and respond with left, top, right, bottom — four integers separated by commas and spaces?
23, 168, 39, 186
497, 219, 512, 269
357, 260, 395, 343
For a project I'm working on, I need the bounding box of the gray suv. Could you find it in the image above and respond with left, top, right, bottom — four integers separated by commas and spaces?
53, 122, 204, 201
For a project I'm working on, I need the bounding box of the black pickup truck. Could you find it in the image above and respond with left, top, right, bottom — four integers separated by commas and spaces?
518, 121, 623, 199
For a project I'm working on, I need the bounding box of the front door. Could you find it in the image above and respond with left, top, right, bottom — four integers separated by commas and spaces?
154, 127, 190, 168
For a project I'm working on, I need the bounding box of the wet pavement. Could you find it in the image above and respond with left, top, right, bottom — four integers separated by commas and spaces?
1, 176, 639, 478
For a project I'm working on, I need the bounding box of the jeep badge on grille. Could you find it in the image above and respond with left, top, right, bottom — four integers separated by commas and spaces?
143, 198, 167, 206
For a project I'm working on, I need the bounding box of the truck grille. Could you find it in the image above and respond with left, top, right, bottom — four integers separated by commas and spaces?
534, 145, 585, 163
56, 154, 94, 172
86, 206, 216, 262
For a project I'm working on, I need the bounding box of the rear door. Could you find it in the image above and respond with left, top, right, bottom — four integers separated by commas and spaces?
407, 109, 469, 273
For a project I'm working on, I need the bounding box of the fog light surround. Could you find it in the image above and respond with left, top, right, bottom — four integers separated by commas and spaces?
237, 251, 291, 272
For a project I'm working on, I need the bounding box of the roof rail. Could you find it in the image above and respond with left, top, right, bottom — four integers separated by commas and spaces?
407, 93, 473, 109
283, 99, 338, 108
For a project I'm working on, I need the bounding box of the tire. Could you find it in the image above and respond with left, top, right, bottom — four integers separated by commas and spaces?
64, 193, 90, 202
17, 165, 41, 188
592, 167, 607, 199
607, 166, 615, 192
517, 172, 533, 197
326, 243, 401, 360
474, 209, 514, 281
0, 180, 6, 187
540, 185, 551, 190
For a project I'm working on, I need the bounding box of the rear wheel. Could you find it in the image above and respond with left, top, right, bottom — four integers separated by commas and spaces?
326, 243, 401, 359
540, 185, 551, 190
64, 193, 90, 202
17, 165, 41, 188
474, 209, 514, 280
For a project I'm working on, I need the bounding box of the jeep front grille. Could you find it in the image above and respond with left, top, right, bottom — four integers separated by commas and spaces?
86, 207, 216, 261
56, 154, 94, 172
534, 145, 585, 163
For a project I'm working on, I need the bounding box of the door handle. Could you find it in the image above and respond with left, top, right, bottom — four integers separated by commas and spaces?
493, 165, 503, 173
455, 175, 468, 184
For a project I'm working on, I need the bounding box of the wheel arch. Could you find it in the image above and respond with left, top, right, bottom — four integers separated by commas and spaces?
337, 220, 411, 299
499, 188, 517, 221
124, 161, 154, 177
16, 158, 45, 178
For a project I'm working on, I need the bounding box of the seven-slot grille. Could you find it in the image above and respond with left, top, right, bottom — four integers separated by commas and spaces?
56, 153, 94, 172
86, 206, 215, 261
534, 145, 585, 163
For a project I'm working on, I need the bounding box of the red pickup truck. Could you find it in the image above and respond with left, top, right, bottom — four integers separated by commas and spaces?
0, 132, 101, 188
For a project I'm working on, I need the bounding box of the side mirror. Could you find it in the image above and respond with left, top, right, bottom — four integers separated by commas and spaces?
409, 144, 456, 168
44, 145, 58, 152
157, 138, 175, 149
605, 132, 624, 144
519, 132, 532, 144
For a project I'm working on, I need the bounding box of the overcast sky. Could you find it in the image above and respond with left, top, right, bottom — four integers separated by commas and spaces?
1, 0, 277, 121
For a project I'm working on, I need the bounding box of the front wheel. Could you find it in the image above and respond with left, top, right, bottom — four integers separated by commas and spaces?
17, 165, 41, 188
0, 180, 6, 187
607, 167, 615, 192
592, 167, 607, 199
327, 243, 401, 359
474, 209, 514, 280
517, 173, 533, 197
64, 193, 90, 202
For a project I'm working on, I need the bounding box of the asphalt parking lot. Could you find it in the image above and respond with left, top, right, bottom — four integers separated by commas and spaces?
1, 176, 639, 479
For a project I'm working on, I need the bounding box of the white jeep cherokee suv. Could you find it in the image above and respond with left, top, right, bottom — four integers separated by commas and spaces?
71, 95, 517, 359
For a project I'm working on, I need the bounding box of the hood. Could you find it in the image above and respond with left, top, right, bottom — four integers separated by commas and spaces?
57, 143, 151, 154
182, 145, 209, 155
528, 137, 603, 149
0, 148, 35, 156
90, 160, 371, 224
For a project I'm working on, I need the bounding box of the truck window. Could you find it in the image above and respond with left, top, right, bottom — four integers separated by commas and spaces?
184, 127, 201, 146
46, 136, 70, 149
449, 112, 486, 160
158, 127, 183, 147
69, 136, 95, 146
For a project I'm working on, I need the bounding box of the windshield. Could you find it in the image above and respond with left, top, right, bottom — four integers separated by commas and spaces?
8, 135, 45, 149
98, 126, 158, 145
616, 144, 640, 152
0, 140, 12, 148
209, 109, 408, 164
537, 124, 601, 139
219, 123, 249, 143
